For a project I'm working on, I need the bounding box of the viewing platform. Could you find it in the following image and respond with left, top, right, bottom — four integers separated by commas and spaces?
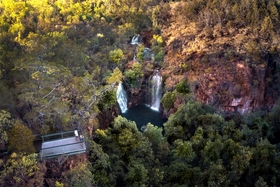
39, 130, 86, 161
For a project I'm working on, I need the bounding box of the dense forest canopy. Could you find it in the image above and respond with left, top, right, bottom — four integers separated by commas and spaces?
0, 0, 280, 186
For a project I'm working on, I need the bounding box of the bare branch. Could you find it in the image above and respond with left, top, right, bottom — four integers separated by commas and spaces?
42, 82, 62, 99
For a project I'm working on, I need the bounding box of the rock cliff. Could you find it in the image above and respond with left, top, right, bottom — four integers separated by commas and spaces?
160, 2, 280, 115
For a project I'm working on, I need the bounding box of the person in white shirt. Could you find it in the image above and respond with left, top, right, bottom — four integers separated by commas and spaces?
74, 128, 78, 141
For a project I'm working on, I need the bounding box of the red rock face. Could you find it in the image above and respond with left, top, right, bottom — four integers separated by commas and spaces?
156, 2, 280, 115
195, 62, 269, 113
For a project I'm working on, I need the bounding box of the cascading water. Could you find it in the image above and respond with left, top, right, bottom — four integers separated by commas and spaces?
130, 34, 142, 45
120, 35, 167, 129
116, 83, 128, 113
147, 71, 163, 111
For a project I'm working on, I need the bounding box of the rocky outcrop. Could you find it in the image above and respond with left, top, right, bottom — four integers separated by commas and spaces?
125, 61, 155, 108
160, 2, 279, 115
195, 62, 268, 113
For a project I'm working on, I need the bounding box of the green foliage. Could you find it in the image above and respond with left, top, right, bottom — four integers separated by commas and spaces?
109, 48, 124, 65
150, 34, 164, 62
161, 91, 176, 110
136, 44, 145, 62
173, 139, 196, 162
98, 90, 117, 110
151, 34, 164, 47
7, 121, 35, 154
87, 140, 113, 186
201, 139, 224, 164
164, 100, 206, 141
155, 49, 164, 62
66, 162, 94, 187
124, 62, 144, 87
0, 0, 280, 186
143, 123, 165, 145
0, 110, 13, 145
91, 98, 280, 187
106, 67, 123, 85
55, 181, 64, 187
175, 79, 190, 94
255, 177, 269, 187
92, 116, 157, 186
202, 160, 228, 186
165, 160, 200, 186
0, 152, 39, 186
124, 161, 148, 186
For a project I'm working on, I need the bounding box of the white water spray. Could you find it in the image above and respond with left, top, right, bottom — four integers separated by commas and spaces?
130, 34, 142, 45
148, 71, 162, 111
116, 83, 128, 113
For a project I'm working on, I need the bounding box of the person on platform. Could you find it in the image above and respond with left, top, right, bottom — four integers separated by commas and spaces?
74, 128, 79, 141
79, 134, 84, 145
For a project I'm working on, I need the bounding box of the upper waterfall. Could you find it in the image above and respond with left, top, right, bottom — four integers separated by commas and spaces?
130, 34, 142, 45
147, 70, 163, 111
116, 83, 128, 113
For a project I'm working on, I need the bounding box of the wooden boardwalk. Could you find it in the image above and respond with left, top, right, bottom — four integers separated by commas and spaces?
40, 134, 86, 160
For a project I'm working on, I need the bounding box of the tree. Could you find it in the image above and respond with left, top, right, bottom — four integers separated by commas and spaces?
229, 145, 252, 182
142, 123, 170, 164
142, 123, 165, 146
112, 116, 142, 155
175, 79, 190, 94
0, 152, 40, 186
165, 159, 200, 186
201, 139, 224, 164
202, 160, 228, 187
255, 177, 269, 187
191, 126, 205, 151
0, 110, 13, 147
98, 90, 117, 110
12, 55, 73, 132
172, 139, 196, 162
88, 140, 114, 187
66, 162, 94, 187
260, 16, 273, 39
124, 161, 149, 187
109, 48, 124, 65
124, 62, 144, 87
106, 67, 123, 85
93, 116, 156, 186
7, 120, 35, 154
161, 91, 176, 111
164, 100, 206, 142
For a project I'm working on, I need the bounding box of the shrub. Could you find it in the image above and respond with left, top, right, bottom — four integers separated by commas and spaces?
98, 90, 117, 110
161, 91, 176, 110
136, 44, 145, 62
175, 79, 190, 94
109, 48, 124, 65
124, 62, 144, 86
7, 121, 35, 154
151, 34, 164, 47
155, 49, 164, 62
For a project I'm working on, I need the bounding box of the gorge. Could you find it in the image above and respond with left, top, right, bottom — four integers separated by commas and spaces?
115, 35, 166, 128
117, 68, 165, 128
1, 1, 280, 186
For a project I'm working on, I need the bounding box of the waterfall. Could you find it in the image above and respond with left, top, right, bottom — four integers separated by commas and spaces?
147, 71, 162, 111
117, 83, 128, 113
130, 34, 142, 45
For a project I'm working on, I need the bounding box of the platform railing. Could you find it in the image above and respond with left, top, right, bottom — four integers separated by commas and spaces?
40, 140, 86, 160
41, 130, 82, 142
